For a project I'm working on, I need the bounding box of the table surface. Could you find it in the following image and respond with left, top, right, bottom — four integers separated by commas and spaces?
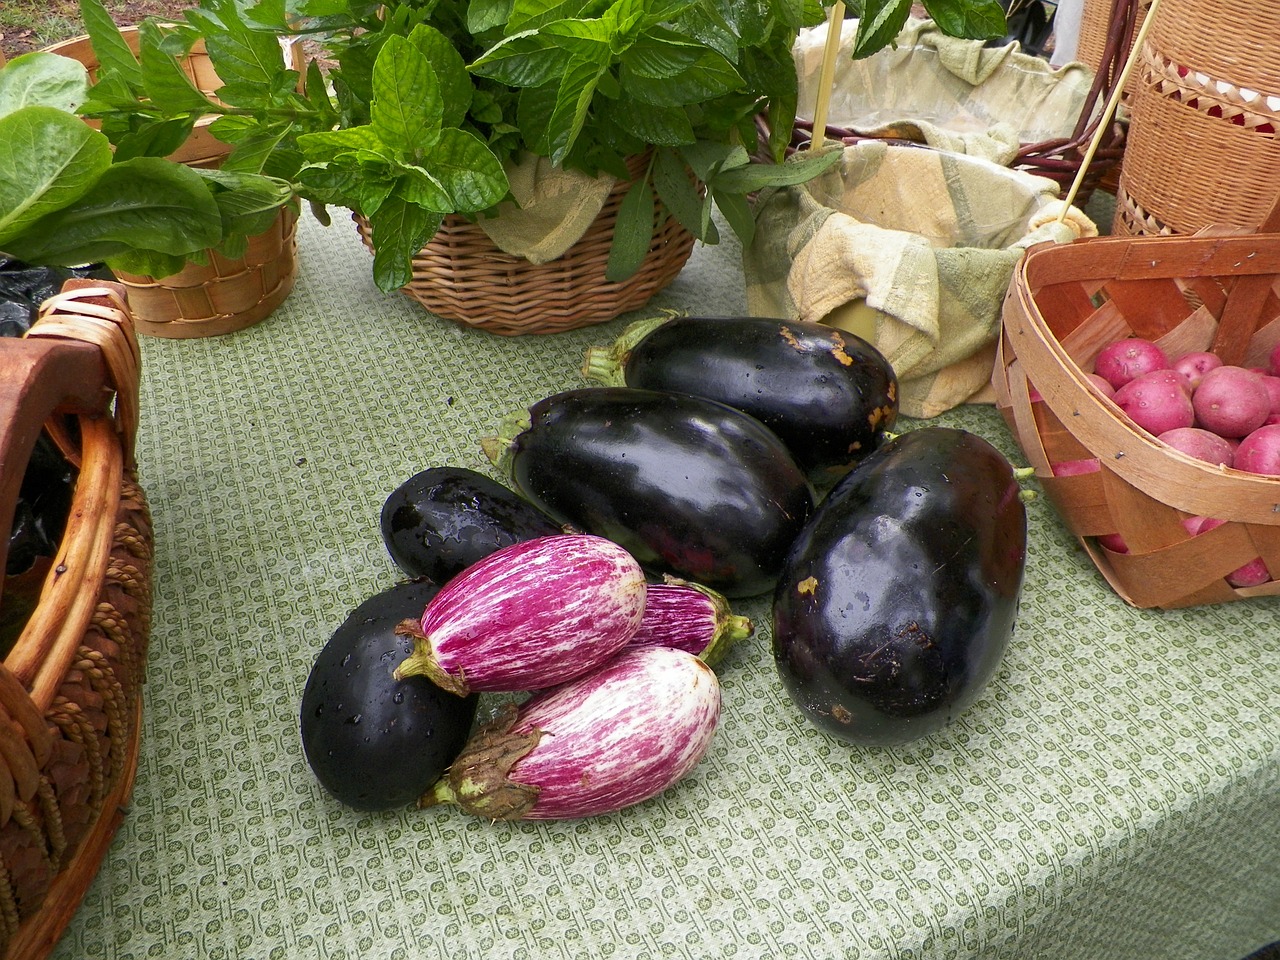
51, 211, 1280, 960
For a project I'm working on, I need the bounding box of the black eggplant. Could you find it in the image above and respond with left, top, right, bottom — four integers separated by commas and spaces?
772, 427, 1026, 746
582, 315, 898, 481
300, 578, 479, 810
485, 387, 815, 598
380, 466, 564, 583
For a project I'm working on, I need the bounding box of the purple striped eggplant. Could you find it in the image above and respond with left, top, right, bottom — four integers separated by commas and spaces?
392, 534, 646, 696
627, 576, 753, 667
423, 645, 721, 819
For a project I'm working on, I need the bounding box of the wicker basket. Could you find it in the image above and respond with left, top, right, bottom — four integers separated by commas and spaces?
0, 279, 152, 956
44, 29, 302, 337
785, 2, 1144, 205
1113, 0, 1280, 237
354, 153, 697, 336
993, 206, 1280, 608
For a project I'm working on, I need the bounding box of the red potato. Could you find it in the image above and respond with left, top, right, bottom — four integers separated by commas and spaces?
1185, 517, 1272, 587
1094, 338, 1169, 390
1191, 365, 1271, 438
1233, 424, 1280, 475
1113, 371, 1195, 435
1085, 373, 1116, 399
1171, 351, 1222, 390
1096, 532, 1128, 553
1261, 375, 1280, 413
1156, 427, 1235, 467
1269, 342, 1280, 377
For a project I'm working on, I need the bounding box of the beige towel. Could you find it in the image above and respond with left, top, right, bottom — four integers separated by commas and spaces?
478, 153, 616, 263
743, 142, 1094, 418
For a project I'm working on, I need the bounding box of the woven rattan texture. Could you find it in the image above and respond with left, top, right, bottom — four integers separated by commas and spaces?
354, 155, 696, 336
1113, 1, 1280, 236
995, 230, 1280, 608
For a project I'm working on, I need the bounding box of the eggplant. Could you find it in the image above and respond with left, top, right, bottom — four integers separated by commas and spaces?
424, 645, 720, 819
485, 387, 815, 598
300, 578, 480, 811
582, 315, 898, 481
627, 577, 753, 667
772, 426, 1026, 746
380, 466, 564, 582
393, 534, 646, 696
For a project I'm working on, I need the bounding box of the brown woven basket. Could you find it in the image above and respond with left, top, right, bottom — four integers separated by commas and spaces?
44, 28, 302, 337
993, 199, 1280, 608
784, 1, 1144, 205
354, 153, 697, 336
0, 279, 152, 956
1113, 0, 1280, 237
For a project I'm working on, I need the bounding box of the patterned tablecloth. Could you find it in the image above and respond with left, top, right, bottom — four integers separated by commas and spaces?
53, 211, 1279, 960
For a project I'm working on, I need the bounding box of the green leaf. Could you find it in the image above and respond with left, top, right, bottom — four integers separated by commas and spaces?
11, 156, 223, 266
652, 147, 705, 237
79, 0, 143, 89
0, 52, 91, 118
610, 98, 694, 145
851, 0, 912, 59
619, 32, 707, 79
138, 21, 222, 115
192, 1, 298, 90
621, 48, 741, 106
535, 54, 607, 165
297, 125, 391, 163
711, 185, 753, 246
110, 116, 199, 161
370, 35, 443, 153
366, 192, 443, 292
407, 23, 473, 128
922, 0, 1007, 40
399, 167, 454, 212
468, 0, 514, 33
507, 0, 592, 33
605, 177, 653, 281
710, 146, 841, 193
0, 106, 112, 248
418, 127, 510, 211
470, 31, 570, 88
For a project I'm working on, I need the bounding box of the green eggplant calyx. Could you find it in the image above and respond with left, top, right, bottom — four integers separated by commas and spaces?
660, 574, 754, 668
392, 619, 470, 697
420, 703, 542, 819
580, 313, 675, 385
480, 411, 533, 476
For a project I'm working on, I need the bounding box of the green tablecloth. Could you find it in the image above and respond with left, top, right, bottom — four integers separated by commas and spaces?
54, 212, 1280, 960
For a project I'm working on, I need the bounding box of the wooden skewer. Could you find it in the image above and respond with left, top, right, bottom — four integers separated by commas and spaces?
1058, 0, 1163, 218
808, 0, 847, 151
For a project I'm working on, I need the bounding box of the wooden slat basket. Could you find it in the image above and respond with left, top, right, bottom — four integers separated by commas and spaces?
354, 153, 697, 336
993, 207, 1280, 609
0, 280, 152, 957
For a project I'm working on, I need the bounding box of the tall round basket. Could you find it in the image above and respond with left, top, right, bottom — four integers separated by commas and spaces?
1112, 0, 1280, 236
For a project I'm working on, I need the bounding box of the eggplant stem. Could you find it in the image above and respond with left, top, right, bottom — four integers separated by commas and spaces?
580, 314, 675, 385
391, 620, 471, 697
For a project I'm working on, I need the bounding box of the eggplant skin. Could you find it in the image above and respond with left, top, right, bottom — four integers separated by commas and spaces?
503, 387, 815, 598
380, 467, 562, 583
772, 427, 1026, 746
589, 315, 898, 480
300, 579, 479, 811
